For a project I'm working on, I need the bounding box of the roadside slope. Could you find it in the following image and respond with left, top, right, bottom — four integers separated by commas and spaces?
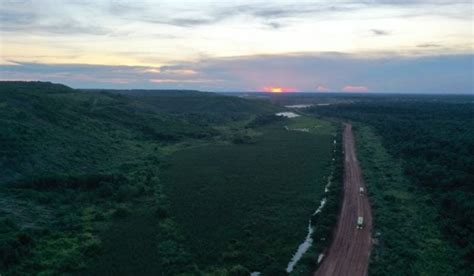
315, 123, 372, 276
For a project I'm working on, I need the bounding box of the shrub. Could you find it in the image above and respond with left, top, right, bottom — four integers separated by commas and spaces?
231, 134, 255, 144
155, 205, 169, 219
228, 264, 250, 276
262, 264, 287, 276
246, 114, 285, 128
0, 231, 34, 269
82, 237, 102, 257
113, 206, 131, 218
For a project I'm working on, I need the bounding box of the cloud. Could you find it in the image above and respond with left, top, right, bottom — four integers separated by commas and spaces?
137, 17, 219, 27
316, 85, 331, 92
0, 9, 34, 25
159, 65, 198, 76
265, 22, 283, 29
370, 29, 390, 36
1, 0, 471, 65
417, 43, 441, 48
342, 85, 369, 92
101, 2, 358, 29
0, 3, 111, 35
366, 0, 470, 4
28, 20, 110, 35
149, 78, 215, 84
1, 53, 473, 93
107, 1, 146, 16
246, 5, 324, 19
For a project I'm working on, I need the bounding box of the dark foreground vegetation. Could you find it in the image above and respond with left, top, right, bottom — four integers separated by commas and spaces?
1, 81, 341, 275
310, 97, 474, 275
289, 125, 343, 275
0, 81, 280, 274
3, 82, 470, 275
161, 116, 335, 274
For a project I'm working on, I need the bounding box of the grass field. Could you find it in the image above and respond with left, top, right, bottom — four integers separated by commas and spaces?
161, 116, 336, 274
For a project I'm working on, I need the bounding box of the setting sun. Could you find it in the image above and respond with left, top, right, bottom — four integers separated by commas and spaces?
263, 86, 296, 93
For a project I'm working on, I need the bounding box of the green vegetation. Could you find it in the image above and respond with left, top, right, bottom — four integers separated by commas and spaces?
355, 125, 459, 275
0, 81, 279, 275
161, 116, 336, 274
102, 89, 276, 125
289, 125, 343, 275
311, 98, 474, 275
8, 81, 468, 275
1, 81, 341, 275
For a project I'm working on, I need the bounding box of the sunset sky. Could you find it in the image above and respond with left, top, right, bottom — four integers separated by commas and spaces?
0, 0, 473, 93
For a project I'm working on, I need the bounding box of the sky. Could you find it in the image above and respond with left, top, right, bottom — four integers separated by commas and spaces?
0, 0, 473, 93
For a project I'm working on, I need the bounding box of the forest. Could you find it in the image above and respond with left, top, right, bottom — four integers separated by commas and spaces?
1, 82, 472, 275
310, 97, 474, 274
0, 81, 278, 274
0, 82, 341, 275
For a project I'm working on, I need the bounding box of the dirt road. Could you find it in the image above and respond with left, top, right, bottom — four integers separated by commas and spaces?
314, 123, 372, 276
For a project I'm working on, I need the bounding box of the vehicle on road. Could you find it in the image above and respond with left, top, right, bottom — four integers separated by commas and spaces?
359, 187, 365, 195
357, 216, 364, 229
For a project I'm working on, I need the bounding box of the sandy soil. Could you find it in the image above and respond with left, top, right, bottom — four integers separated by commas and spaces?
314, 123, 373, 276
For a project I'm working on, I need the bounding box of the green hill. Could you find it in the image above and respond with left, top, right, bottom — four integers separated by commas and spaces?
0, 81, 278, 275
0, 82, 275, 184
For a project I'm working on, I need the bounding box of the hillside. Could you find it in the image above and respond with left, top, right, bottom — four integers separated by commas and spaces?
0, 81, 280, 274
0, 82, 276, 184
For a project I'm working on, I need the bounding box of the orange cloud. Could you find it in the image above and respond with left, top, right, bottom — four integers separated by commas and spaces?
342, 85, 369, 92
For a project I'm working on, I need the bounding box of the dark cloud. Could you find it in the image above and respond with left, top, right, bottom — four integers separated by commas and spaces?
2, 20, 110, 35
233, 3, 354, 20
417, 43, 441, 48
166, 18, 217, 27
266, 22, 282, 29
116, 3, 357, 28
124, 13, 224, 28
370, 29, 390, 36
106, 1, 472, 30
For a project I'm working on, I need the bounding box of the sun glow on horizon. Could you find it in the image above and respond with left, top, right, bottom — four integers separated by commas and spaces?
263, 86, 296, 93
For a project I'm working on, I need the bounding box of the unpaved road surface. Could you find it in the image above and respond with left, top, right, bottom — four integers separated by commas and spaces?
314, 123, 372, 276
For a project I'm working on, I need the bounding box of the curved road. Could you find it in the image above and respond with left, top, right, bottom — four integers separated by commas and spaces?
315, 123, 373, 276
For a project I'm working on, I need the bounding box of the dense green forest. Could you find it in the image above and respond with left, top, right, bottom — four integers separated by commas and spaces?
310, 98, 474, 275
1, 81, 342, 275
0, 81, 280, 274
160, 116, 337, 274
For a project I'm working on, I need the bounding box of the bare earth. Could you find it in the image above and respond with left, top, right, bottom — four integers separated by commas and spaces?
314, 123, 373, 276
